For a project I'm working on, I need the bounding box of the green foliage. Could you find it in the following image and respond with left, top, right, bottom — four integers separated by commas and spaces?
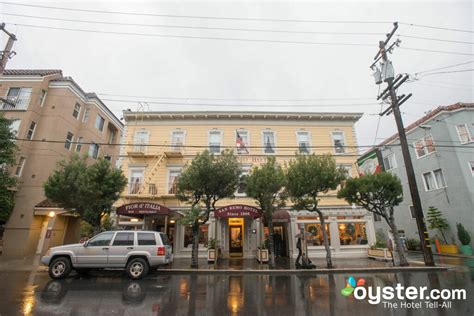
245, 157, 287, 217
208, 238, 219, 249
0, 114, 18, 223
177, 150, 241, 216
426, 206, 449, 244
80, 220, 94, 238
374, 229, 387, 248
178, 206, 207, 226
457, 223, 471, 246
44, 155, 127, 229
338, 172, 403, 218
286, 154, 346, 211
406, 238, 420, 250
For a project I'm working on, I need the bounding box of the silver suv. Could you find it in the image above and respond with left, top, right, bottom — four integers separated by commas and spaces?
41, 230, 173, 280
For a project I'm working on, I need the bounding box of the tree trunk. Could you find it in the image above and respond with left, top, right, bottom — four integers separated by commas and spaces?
191, 223, 200, 268
267, 218, 275, 268
387, 219, 409, 266
317, 209, 333, 268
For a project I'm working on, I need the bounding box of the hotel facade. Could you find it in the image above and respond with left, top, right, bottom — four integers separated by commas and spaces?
115, 110, 376, 259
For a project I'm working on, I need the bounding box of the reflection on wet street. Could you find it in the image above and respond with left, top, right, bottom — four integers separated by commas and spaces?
0, 268, 472, 315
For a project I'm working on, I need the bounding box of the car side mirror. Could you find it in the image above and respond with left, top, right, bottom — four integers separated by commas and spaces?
83, 240, 89, 247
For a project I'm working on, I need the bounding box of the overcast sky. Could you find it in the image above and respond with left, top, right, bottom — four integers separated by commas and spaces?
1, 0, 472, 152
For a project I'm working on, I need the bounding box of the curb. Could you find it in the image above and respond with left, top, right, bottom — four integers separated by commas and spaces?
157, 266, 449, 275
409, 250, 474, 259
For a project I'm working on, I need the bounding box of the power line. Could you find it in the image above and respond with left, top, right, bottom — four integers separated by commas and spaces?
0, 2, 392, 24
6, 22, 376, 47
0, 12, 384, 36
399, 22, 474, 34
7, 22, 473, 56
417, 69, 473, 78
414, 60, 474, 75
398, 34, 474, 45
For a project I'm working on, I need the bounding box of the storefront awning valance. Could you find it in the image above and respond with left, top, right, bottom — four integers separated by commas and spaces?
214, 205, 262, 219
117, 203, 173, 216
272, 210, 291, 223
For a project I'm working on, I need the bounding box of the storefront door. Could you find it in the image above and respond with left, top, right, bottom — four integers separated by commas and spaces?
229, 221, 243, 257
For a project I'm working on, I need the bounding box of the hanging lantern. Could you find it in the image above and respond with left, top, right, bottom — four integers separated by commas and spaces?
372, 66, 382, 85
381, 60, 395, 82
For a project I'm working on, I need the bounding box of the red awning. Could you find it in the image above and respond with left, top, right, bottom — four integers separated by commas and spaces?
214, 204, 262, 219
116, 203, 173, 216
272, 210, 291, 223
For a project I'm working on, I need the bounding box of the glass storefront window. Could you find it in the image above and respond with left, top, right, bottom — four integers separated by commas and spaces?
338, 223, 367, 245
304, 223, 330, 246
183, 225, 208, 248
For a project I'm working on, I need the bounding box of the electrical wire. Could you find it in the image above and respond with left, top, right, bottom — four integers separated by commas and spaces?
398, 34, 473, 45
414, 61, 474, 75
0, 2, 392, 24
399, 22, 474, 34
416, 69, 474, 78
399, 47, 473, 56
0, 12, 385, 36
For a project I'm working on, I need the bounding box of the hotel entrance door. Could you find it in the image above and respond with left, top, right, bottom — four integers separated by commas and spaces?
228, 218, 244, 257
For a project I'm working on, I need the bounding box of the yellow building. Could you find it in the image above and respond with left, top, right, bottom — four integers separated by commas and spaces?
116, 110, 376, 259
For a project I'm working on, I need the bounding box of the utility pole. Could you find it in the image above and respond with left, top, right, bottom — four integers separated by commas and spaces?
371, 22, 435, 266
0, 23, 17, 75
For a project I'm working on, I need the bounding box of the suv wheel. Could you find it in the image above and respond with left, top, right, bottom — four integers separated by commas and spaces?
49, 257, 72, 279
126, 258, 149, 280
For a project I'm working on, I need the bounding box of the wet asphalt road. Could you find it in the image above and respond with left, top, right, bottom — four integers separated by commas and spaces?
0, 267, 472, 316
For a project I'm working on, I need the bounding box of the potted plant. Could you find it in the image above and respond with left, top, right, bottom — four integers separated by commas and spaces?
457, 223, 472, 256
256, 242, 269, 263
427, 206, 458, 254
207, 238, 219, 263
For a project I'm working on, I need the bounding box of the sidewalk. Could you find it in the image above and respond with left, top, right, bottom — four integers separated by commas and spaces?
0, 254, 449, 273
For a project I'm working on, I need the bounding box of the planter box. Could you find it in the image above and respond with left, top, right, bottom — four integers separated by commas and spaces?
439, 244, 458, 254
368, 248, 392, 261
256, 248, 269, 263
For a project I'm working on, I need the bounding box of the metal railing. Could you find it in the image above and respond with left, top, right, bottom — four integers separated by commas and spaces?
0, 97, 30, 110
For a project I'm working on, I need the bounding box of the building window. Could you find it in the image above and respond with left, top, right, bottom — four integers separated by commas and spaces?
373, 213, 382, 222
339, 164, 353, 178
39, 89, 47, 107
236, 165, 251, 196
414, 135, 436, 158
88, 143, 100, 159
470, 161, 474, 176
183, 225, 208, 248
109, 130, 117, 144
129, 169, 144, 194
383, 154, 397, 170
409, 206, 416, 219
235, 130, 249, 154
168, 169, 181, 194
209, 131, 222, 154
297, 131, 310, 154
76, 137, 83, 152
25, 121, 36, 140
14, 157, 26, 177
171, 130, 185, 151
133, 129, 149, 153
2, 87, 32, 110
332, 131, 346, 154
65, 132, 74, 150
95, 115, 105, 132
262, 131, 276, 154
422, 169, 447, 191
72, 103, 81, 119
82, 108, 90, 123
456, 124, 472, 144
339, 223, 367, 245
304, 223, 330, 246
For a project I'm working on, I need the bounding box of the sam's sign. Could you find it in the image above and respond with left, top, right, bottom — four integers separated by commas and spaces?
215, 204, 262, 219
116, 203, 172, 215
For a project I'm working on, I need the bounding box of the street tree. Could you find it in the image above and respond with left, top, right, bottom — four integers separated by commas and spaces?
286, 154, 346, 268
177, 150, 241, 268
0, 114, 18, 223
338, 172, 409, 266
245, 157, 287, 268
44, 155, 127, 232
426, 206, 449, 244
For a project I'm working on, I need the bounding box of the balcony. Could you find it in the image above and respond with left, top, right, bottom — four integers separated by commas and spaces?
1, 96, 30, 111
165, 144, 184, 158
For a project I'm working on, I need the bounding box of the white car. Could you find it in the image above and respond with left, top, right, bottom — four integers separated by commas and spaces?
41, 231, 173, 280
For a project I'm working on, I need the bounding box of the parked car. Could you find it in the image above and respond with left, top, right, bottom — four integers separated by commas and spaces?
41, 230, 173, 280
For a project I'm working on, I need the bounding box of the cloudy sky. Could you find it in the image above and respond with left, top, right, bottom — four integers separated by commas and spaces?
1, 0, 472, 152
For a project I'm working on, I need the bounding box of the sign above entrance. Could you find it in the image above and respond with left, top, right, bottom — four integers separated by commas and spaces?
117, 203, 172, 216
215, 205, 262, 219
